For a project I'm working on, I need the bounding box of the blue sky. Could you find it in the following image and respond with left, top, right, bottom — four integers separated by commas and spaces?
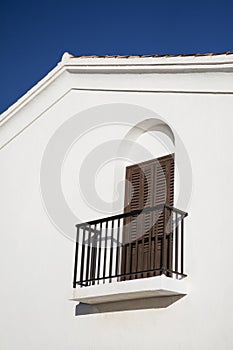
1, 0, 233, 113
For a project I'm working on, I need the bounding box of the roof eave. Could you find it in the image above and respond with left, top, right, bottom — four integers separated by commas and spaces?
1, 52, 233, 122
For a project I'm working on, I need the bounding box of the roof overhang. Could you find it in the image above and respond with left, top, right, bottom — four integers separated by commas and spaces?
1, 51, 233, 132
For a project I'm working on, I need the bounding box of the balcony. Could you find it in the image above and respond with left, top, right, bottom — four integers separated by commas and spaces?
72, 204, 188, 314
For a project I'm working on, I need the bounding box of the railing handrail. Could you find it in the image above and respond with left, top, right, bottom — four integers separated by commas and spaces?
76, 204, 188, 228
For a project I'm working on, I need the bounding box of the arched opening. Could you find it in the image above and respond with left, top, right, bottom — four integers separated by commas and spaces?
115, 119, 176, 280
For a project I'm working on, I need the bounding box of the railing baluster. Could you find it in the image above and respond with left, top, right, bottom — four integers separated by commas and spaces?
80, 226, 86, 287
73, 226, 80, 288
175, 212, 179, 277
90, 224, 97, 285
147, 211, 152, 278
109, 220, 114, 282
128, 217, 133, 280
103, 221, 108, 284
85, 224, 91, 286
181, 216, 184, 275
134, 215, 139, 279
97, 222, 102, 284
141, 212, 145, 278
121, 218, 127, 281
167, 208, 173, 276
153, 210, 158, 276
162, 206, 167, 274
115, 218, 121, 279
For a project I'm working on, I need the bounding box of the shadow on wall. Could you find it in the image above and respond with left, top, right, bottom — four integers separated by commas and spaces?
75, 295, 185, 316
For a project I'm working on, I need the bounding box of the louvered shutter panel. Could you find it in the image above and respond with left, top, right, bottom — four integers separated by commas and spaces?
153, 155, 174, 277
121, 154, 174, 280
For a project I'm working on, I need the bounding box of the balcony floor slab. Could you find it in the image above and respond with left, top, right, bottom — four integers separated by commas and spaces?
71, 275, 187, 314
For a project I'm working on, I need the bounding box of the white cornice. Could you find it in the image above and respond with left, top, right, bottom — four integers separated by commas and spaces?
1, 52, 233, 123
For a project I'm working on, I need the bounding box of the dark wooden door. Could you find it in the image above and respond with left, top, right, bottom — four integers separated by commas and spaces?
121, 154, 174, 280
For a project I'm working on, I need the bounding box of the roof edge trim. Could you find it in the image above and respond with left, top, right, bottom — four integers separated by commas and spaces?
1, 51, 233, 122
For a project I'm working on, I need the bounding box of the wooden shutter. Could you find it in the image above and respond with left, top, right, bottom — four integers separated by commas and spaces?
121, 154, 174, 280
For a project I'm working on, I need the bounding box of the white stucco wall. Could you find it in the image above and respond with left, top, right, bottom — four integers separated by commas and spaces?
0, 55, 233, 349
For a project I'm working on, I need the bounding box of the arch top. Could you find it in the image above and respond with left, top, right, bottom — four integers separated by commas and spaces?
124, 118, 175, 145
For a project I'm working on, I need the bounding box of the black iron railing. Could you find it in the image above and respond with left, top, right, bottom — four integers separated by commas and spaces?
73, 204, 188, 288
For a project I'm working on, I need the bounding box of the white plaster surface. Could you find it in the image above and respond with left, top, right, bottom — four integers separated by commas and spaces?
0, 55, 233, 349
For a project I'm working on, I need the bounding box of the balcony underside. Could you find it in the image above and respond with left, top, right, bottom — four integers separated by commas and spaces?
71, 275, 187, 315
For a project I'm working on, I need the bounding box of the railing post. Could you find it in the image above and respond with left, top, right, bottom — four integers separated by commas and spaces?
162, 205, 167, 275
73, 226, 80, 288
181, 217, 184, 275
175, 213, 179, 276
